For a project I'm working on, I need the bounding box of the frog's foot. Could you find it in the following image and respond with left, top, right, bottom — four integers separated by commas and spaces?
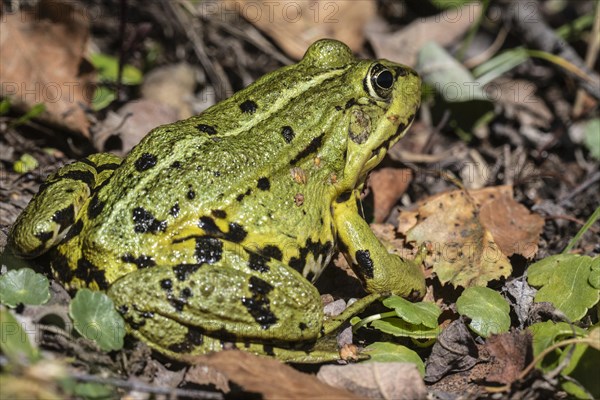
9, 153, 122, 257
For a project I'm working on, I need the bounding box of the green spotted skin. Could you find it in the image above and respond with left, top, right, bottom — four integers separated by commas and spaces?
9, 40, 425, 362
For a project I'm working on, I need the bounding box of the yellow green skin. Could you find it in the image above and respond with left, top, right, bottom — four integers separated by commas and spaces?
9, 40, 425, 363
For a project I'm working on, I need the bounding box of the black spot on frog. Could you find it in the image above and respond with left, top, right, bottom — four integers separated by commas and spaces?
195, 237, 223, 264
121, 254, 156, 269
290, 132, 324, 165
170, 202, 180, 217
242, 276, 278, 329
132, 207, 167, 234
248, 252, 269, 273
225, 222, 247, 243
88, 196, 105, 219
211, 209, 227, 219
355, 249, 374, 279
134, 153, 157, 172
257, 177, 270, 191
196, 124, 217, 135
239, 100, 258, 114
281, 126, 295, 143
52, 204, 75, 233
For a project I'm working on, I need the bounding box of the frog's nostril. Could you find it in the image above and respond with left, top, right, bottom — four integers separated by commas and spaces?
395, 67, 408, 77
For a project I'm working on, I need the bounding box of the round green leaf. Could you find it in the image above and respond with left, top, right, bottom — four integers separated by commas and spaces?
528, 255, 599, 321
89, 53, 142, 85
69, 289, 125, 352
0, 268, 50, 307
13, 154, 39, 174
363, 342, 425, 376
456, 287, 510, 337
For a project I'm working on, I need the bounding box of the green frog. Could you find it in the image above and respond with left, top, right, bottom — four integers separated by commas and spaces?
9, 39, 425, 363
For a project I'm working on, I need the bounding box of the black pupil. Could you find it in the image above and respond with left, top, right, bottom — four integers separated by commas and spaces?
376, 70, 393, 89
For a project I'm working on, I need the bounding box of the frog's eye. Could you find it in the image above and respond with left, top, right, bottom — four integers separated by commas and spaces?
366, 63, 394, 100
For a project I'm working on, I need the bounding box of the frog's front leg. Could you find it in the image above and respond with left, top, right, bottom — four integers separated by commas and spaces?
9, 153, 121, 257
107, 245, 341, 362
332, 191, 426, 298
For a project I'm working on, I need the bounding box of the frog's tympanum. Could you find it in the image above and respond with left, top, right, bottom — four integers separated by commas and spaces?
9, 40, 425, 362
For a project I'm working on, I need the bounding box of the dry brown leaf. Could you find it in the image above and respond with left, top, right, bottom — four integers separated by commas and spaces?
476, 186, 544, 259
371, 223, 416, 261
425, 319, 479, 383
369, 168, 412, 223
0, 0, 95, 136
318, 362, 427, 400
222, 0, 376, 59
402, 188, 513, 288
482, 331, 532, 385
185, 363, 230, 393
189, 350, 359, 399
401, 186, 543, 287
140, 63, 197, 119
366, 2, 482, 66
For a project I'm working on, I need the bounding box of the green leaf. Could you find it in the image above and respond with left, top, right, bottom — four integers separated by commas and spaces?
416, 42, 494, 139
9, 103, 46, 128
72, 382, 115, 399
528, 255, 600, 321
429, 0, 473, 10
363, 342, 425, 376
456, 287, 510, 337
13, 154, 39, 174
0, 307, 39, 364
69, 289, 125, 352
582, 118, 600, 160
0, 99, 11, 114
382, 296, 441, 329
589, 260, 600, 289
90, 53, 143, 85
0, 268, 50, 307
528, 321, 586, 362
559, 336, 600, 399
371, 318, 438, 340
473, 48, 530, 84
417, 42, 489, 103
528, 321, 599, 399
91, 86, 117, 111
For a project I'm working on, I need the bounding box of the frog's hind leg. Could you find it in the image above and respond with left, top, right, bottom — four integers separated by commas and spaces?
9, 153, 122, 257
122, 310, 343, 363
108, 246, 343, 362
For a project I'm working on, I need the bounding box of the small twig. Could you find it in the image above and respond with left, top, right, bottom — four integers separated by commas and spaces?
164, 0, 232, 100
422, 109, 450, 155
117, 0, 127, 101
71, 372, 224, 399
573, 1, 600, 117
559, 170, 600, 204
501, 0, 600, 100
464, 27, 509, 68
562, 205, 600, 254
544, 214, 600, 234
206, 18, 293, 66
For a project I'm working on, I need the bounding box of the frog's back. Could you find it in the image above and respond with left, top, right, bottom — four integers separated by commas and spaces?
68, 45, 361, 285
